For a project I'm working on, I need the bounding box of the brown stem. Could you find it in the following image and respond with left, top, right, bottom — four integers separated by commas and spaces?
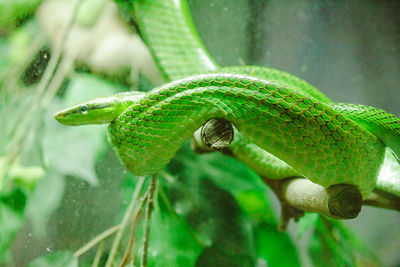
263, 177, 363, 231
105, 177, 146, 267
364, 189, 400, 211
74, 224, 121, 258
140, 174, 157, 267
120, 191, 149, 267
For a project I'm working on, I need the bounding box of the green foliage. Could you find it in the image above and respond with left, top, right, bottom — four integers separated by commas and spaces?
0, 39, 8, 75
27, 250, 77, 267
0, 202, 24, 264
156, 144, 301, 266
308, 216, 381, 267
145, 193, 204, 267
0, 0, 43, 31
25, 172, 64, 237
256, 224, 300, 267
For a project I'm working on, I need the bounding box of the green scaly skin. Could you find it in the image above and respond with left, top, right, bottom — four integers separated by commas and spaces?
56, 73, 385, 196
330, 103, 400, 162
131, 0, 400, 196
132, 0, 218, 81
54, 84, 400, 197
55, 0, 400, 197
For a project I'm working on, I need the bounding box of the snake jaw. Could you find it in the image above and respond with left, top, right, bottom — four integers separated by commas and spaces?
54, 91, 145, 126
54, 103, 120, 126
54, 107, 80, 125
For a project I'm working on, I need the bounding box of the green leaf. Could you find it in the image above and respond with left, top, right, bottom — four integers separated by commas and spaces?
0, 38, 9, 76
1, 188, 27, 213
308, 216, 381, 267
27, 250, 78, 267
0, 0, 43, 30
235, 190, 276, 224
0, 202, 24, 263
76, 0, 108, 27
141, 192, 204, 267
255, 223, 300, 267
25, 171, 65, 237
0, 156, 45, 194
296, 213, 319, 238
164, 143, 300, 266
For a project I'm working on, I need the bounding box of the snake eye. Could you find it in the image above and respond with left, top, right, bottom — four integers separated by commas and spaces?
79, 104, 89, 114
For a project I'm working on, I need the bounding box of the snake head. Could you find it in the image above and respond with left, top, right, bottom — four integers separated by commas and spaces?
54, 91, 144, 125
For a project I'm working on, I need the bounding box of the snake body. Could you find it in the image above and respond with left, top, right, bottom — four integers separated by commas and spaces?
132, 0, 218, 80
55, 0, 400, 197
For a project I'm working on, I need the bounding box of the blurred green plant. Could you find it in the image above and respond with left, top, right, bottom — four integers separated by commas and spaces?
0, 0, 43, 33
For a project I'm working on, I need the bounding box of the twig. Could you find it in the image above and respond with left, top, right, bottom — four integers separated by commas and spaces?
140, 174, 157, 267
40, 53, 75, 108
0, 35, 46, 96
278, 178, 362, 219
105, 176, 146, 267
264, 178, 363, 231
6, 0, 83, 165
74, 224, 121, 257
92, 240, 105, 267
364, 189, 400, 211
120, 191, 150, 267
32, 0, 81, 107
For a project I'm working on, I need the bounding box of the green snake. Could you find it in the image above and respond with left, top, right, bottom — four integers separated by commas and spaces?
54, 0, 400, 198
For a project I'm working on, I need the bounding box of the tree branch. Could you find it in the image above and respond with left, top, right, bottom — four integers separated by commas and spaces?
191, 118, 233, 154
140, 174, 157, 267
105, 176, 146, 267
191, 118, 399, 228
363, 189, 400, 211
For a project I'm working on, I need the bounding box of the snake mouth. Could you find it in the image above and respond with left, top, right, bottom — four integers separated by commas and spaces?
54, 110, 66, 123
53, 107, 82, 125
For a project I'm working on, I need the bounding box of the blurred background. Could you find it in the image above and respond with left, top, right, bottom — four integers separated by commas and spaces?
0, 0, 399, 266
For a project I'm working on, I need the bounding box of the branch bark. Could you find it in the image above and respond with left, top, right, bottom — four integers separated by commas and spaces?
191, 118, 233, 154
363, 189, 400, 211
191, 118, 399, 229
140, 174, 157, 267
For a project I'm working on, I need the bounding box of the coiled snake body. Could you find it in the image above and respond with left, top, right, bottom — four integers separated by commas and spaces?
55, 0, 400, 198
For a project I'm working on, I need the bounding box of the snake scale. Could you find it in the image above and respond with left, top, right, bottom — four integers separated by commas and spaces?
55, 0, 400, 198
